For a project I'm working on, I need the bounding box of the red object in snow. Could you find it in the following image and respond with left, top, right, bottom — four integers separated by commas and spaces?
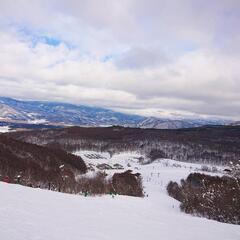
3, 176, 10, 183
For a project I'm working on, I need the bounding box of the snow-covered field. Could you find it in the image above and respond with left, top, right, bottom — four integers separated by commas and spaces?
0, 126, 10, 133
0, 151, 239, 240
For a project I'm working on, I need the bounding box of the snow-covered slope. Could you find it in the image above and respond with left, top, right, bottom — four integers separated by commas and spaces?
137, 116, 229, 129
231, 121, 240, 126
0, 97, 230, 129
137, 117, 199, 129
1, 153, 239, 240
0, 97, 144, 126
0, 103, 25, 120
0, 126, 10, 133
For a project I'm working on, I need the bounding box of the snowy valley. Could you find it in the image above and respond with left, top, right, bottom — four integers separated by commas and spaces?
1, 126, 240, 240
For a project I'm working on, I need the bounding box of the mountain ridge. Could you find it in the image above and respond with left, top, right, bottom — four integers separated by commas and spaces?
0, 97, 230, 129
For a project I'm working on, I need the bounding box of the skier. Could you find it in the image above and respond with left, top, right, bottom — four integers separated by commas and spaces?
17, 175, 21, 184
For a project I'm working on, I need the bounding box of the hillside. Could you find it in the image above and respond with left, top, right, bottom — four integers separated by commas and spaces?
0, 97, 229, 129
0, 157, 239, 240
0, 97, 144, 126
0, 135, 87, 191
7, 125, 240, 165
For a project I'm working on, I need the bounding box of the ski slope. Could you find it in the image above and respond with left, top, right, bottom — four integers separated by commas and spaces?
0, 152, 239, 240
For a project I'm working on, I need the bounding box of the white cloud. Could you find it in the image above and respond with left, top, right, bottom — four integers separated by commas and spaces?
0, 0, 239, 119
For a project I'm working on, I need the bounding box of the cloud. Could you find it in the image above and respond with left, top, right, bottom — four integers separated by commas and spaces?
114, 47, 170, 69
0, 0, 240, 119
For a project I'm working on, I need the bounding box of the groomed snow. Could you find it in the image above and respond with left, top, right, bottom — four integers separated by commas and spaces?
0, 152, 239, 240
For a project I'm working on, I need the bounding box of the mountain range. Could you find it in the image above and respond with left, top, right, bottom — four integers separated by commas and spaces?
0, 97, 231, 129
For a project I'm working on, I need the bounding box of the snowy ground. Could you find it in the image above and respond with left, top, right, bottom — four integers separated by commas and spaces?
0, 151, 239, 240
0, 126, 10, 133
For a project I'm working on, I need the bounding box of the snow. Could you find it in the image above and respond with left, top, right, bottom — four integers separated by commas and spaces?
0, 126, 10, 133
74, 150, 143, 167
0, 152, 239, 240
27, 119, 47, 124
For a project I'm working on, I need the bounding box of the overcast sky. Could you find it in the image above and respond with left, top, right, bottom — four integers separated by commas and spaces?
0, 0, 240, 119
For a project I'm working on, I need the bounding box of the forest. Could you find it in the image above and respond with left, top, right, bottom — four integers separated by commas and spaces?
6, 125, 240, 165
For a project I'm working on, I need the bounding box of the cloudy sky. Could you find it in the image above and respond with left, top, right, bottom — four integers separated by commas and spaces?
0, 0, 240, 119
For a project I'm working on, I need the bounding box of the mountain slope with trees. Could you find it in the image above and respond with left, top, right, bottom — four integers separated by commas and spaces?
0, 135, 87, 192
6, 125, 240, 165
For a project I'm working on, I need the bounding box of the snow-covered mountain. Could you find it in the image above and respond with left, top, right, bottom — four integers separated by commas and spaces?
137, 117, 200, 129
230, 121, 240, 126
0, 97, 144, 126
0, 103, 27, 120
0, 97, 230, 129
137, 116, 229, 129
